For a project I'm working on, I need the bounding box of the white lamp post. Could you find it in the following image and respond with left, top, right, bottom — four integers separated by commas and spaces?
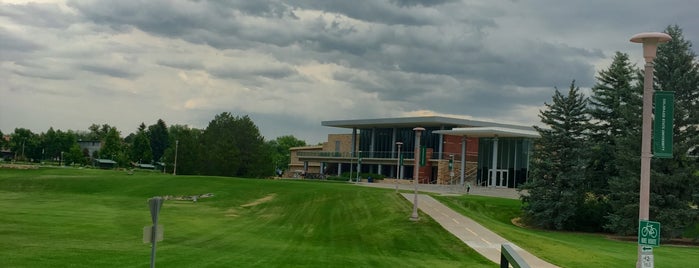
410, 127, 425, 221
395, 141, 403, 193
173, 140, 179, 175
630, 32, 671, 268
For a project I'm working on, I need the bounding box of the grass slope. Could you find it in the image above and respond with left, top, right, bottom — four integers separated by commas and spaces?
0, 168, 493, 268
434, 194, 699, 267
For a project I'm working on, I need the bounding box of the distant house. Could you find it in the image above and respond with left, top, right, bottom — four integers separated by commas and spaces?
93, 158, 117, 169
78, 140, 101, 160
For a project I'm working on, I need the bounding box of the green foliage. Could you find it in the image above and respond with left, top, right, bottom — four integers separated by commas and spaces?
162, 124, 202, 175
9, 128, 40, 161
147, 119, 169, 162
64, 143, 86, 166
200, 113, 271, 178
267, 135, 307, 172
521, 81, 592, 231
130, 123, 153, 164
605, 25, 699, 237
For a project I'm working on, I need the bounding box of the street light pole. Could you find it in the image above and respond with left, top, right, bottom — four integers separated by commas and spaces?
410, 127, 425, 221
173, 140, 179, 175
395, 142, 403, 193
630, 32, 671, 268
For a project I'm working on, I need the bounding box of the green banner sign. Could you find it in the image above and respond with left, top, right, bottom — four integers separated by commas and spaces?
653, 91, 674, 158
419, 146, 426, 166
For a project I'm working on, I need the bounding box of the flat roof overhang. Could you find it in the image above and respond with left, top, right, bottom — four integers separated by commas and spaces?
433, 127, 540, 138
321, 116, 533, 131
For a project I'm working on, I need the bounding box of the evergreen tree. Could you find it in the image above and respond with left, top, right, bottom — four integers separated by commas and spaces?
648, 25, 699, 238
588, 52, 642, 195
162, 124, 202, 175
148, 119, 169, 162
606, 25, 699, 237
100, 126, 122, 162
521, 81, 591, 230
131, 123, 153, 164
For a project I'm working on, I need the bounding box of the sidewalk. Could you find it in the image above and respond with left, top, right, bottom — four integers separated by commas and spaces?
400, 193, 558, 267
358, 181, 522, 199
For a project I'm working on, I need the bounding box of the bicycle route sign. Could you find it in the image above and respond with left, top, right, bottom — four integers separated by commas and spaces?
638, 220, 660, 246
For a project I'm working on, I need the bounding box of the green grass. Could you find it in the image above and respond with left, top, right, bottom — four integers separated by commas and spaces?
0, 168, 493, 267
433, 194, 699, 267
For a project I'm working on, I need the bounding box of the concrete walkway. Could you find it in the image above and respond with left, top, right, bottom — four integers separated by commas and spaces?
399, 192, 559, 267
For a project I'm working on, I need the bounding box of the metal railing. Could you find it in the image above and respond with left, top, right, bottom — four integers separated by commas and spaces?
500, 244, 530, 268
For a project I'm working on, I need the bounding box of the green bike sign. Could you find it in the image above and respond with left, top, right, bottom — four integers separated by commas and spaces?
638, 220, 660, 246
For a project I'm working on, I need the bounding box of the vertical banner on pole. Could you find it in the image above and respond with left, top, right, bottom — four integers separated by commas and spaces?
653, 91, 674, 158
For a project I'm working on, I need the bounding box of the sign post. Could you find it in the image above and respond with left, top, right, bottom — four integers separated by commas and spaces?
638, 220, 660, 268
653, 91, 674, 158
148, 197, 164, 268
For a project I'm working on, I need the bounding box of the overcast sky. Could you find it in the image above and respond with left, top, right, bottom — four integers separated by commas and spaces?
1, 0, 697, 144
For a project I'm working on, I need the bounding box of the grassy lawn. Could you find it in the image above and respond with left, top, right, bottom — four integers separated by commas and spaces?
0, 168, 493, 268
433, 194, 699, 267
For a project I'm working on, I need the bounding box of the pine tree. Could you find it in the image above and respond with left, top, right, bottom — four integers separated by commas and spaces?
131, 123, 153, 164
148, 119, 169, 162
605, 25, 699, 237
588, 52, 642, 195
521, 81, 591, 230
649, 25, 699, 238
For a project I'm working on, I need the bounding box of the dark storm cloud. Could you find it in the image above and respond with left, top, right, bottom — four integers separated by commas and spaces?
4, 0, 698, 141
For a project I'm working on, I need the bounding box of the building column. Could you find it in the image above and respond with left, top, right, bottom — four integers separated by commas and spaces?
392, 127, 397, 157
337, 163, 342, 176
438, 126, 444, 159
370, 128, 376, 158
490, 136, 499, 187
460, 135, 466, 186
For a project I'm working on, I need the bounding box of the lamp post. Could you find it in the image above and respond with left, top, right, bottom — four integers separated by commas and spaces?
356, 151, 362, 183
395, 141, 403, 193
173, 140, 179, 175
630, 32, 671, 268
410, 127, 425, 221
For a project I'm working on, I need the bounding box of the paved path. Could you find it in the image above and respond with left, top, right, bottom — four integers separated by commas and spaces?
358, 181, 522, 199
400, 193, 558, 267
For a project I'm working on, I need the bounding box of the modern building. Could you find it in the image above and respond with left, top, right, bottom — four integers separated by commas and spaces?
290, 116, 539, 188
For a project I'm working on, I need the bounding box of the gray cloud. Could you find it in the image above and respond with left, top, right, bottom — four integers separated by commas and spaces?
0, 2, 77, 29
79, 64, 139, 79
1, 0, 697, 144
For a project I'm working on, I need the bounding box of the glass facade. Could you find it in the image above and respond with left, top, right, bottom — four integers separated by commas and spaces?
357, 127, 444, 159
477, 137, 532, 188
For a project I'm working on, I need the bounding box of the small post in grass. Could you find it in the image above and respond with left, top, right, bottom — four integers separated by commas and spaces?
146, 197, 164, 268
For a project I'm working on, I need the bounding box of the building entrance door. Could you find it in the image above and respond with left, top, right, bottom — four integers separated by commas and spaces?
488, 169, 508, 187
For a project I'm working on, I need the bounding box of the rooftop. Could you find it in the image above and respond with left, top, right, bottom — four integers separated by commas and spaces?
321, 116, 533, 131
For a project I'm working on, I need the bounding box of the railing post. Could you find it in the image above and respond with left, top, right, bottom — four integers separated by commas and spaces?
500, 244, 531, 268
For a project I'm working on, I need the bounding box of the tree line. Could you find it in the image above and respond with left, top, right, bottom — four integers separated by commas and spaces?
0, 113, 306, 178
521, 25, 699, 239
